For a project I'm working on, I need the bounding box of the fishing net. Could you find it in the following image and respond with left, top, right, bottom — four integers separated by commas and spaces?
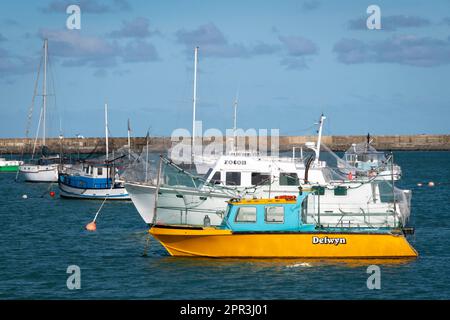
296, 142, 411, 228
120, 146, 158, 184
60, 146, 142, 177
304, 180, 411, 228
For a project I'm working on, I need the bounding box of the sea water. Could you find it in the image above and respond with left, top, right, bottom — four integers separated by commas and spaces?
0, 151, 449, 299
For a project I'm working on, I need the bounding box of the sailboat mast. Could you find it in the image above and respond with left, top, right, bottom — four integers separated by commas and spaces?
42, 39, 48, 146
127, 118, 131, 160
105, 103, 109, 161
233, 95, 238, 150
191, 46, 198, 162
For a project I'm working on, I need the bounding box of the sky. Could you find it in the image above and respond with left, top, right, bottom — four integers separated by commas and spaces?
1, 0, 450, 139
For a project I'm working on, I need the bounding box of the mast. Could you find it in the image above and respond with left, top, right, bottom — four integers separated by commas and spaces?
127, 118, 131, 160
233, 91, 238, 151
105, 103, 109, 161
191, 46, 198, 162
42, 39, 48, 146
145, 130, 149, 183
314, 114, 326, 166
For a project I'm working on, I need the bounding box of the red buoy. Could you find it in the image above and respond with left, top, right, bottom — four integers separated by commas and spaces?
347, 172, 353, 180
85, 221, 97, 231
49, 191, 55, 198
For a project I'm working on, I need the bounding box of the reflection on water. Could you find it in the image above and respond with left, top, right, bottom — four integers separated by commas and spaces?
150, 255, 417, 270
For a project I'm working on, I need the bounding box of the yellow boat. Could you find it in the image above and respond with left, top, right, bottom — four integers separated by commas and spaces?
150, 192, 418, 259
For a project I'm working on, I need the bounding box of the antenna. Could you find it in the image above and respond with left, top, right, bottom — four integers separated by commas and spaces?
127, 118, 131, 160
314, 113, 326, 166
191, 46, 199, 163
233, 87, 239, 151
105, 102, 109, 161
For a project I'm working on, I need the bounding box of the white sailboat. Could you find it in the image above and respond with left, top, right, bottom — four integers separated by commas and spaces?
19, 39, 60, 182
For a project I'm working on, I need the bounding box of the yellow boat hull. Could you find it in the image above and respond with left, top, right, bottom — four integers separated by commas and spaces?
150, 226, 418, 258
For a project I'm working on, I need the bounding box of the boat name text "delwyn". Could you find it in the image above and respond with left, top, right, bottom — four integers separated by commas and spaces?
312, 236, 347, 245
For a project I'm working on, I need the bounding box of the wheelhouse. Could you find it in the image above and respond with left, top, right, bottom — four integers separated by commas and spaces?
220, 192, 316, 232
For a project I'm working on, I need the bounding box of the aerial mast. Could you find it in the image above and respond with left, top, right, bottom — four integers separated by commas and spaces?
105, 102, 109, 161
127, 118, 131, 160
191, 46, 199, 163
42, 39, 48, 146
314, 114, 326, 166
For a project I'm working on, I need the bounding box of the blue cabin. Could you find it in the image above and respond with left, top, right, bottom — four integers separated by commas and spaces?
59, 163, 118, 189
219, 192, 317, 232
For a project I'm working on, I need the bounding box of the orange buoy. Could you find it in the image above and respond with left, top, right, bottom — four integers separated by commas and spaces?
49, 191, 55, 197
85, 221, 97, 231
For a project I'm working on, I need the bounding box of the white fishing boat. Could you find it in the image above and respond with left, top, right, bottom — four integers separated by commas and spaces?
124, 110, 410, 228
58, 103, 131, 200
338, 134, 402, 180
19, 39, 61, 182
124, 150, 409, 227
59, 161, 130, 200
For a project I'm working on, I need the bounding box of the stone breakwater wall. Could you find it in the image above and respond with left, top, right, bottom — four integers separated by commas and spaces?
0, 135, 449, 155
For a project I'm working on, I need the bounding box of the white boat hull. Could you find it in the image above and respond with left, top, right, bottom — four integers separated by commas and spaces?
19, 164, 59, 182
59, 181, 130, 200
125, 181, 405, 228
124, 182, 232, 225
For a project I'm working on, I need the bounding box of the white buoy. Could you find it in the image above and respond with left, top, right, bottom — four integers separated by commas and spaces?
428, 181, 435, 187
22, 194, 28, 199
417, 183, 423, 187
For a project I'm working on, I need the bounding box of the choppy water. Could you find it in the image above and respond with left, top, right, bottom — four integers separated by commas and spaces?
0, 151, 449, 299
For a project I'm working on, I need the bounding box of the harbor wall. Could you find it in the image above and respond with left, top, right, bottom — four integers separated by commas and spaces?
0, 134, 449, 155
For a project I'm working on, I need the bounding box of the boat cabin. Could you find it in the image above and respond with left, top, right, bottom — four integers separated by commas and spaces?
59, 162, 118, 189
343, 143, 387, 171
220, 192, 316, 232
202, 154, 328, 188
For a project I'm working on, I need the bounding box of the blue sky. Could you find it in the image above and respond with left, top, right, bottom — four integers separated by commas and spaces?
1, 0, 450, 138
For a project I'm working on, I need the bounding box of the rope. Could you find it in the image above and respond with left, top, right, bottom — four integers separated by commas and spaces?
92, 183, 114, 223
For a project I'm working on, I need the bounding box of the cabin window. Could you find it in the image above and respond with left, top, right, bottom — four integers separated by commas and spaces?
378, 181, 395, 202
97, 167, 103, 176
334, 186, 347, 196
235, 206, 257, 223
279, 172, 299, 186
265, 206, 284, 223
226, 172, 241, 186
211, 171, 221, 184
251, 172, 270, 185
312, 186, 325, 195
